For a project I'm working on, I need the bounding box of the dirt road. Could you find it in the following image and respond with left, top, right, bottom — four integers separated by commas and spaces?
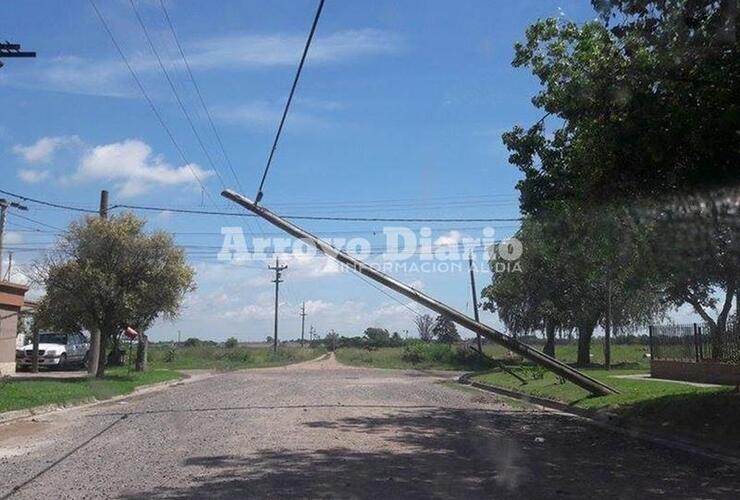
1, 354, 737, 499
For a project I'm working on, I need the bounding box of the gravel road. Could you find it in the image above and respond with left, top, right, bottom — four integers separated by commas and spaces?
1, 354, 738, 499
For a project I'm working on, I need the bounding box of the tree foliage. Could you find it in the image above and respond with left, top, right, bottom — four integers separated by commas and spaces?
432, 315, 461, 344
33, 213, 195, 377
506, 1, 738, 213
494, 0, 738, 363
413, 314, 435, 342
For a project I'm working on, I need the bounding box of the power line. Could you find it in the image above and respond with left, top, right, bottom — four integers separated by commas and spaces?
7, 212, 63, 231
255, 0, 325, 203
128, 0, 228, 191
0, 188, 97, 213
88, 0, 216, 207
158, 0, 243, 193
111, 203, 522, 222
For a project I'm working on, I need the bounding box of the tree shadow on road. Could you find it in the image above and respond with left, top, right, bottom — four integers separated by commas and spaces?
121, 407, 739, 499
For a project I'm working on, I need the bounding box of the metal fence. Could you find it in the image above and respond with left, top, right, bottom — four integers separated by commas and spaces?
649, 322, 740, 364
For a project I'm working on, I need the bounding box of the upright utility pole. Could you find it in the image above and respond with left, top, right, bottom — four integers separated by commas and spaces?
88, 190, 109, 376
300, 302, 307, 347
99, 190, 109, 219
467, 253, 484, 355
268, 257, 288, 353
0, 199, 28, 279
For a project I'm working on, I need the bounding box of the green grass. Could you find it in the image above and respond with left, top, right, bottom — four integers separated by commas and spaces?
0, 367, 182, 414
147, 344, 326, 370
473, 368, 739, 446
336, 342, 650, 371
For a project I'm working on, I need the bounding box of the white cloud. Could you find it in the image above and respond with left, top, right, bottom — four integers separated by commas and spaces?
187, 29, 399, 69
434, 230, 463, 247
12, 135, 82, 164
5, 30, 399, 97
4, 232, 23, 245
75, 139, 214, 197
17, 169, 50, 183
214, 100, 323, 130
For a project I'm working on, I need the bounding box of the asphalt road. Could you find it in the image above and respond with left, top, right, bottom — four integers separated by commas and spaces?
1, 354, 738, 499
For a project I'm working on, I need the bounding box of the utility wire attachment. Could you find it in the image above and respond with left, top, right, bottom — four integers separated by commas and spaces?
255, 0, 325, 204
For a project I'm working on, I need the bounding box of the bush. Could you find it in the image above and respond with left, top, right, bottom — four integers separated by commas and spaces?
224, 337, 238, 349
163, 348, 176, 363
402, 344, 425, 364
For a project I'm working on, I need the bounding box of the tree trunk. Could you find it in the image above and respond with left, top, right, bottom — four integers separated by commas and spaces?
135, 334, 148, 372
88, 329, 100, 376
107, 333, 124, 366
544, 320, 556, 357
576, 322, 595, 367
95, 330, 109, 378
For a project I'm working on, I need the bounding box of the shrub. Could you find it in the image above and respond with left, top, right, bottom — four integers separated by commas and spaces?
224, 337, 238, 349
402, 343, 425, 364
163, 348, 176, 363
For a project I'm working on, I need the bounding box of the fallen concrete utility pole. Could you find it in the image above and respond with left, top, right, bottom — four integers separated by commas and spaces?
222, 189, 618, 396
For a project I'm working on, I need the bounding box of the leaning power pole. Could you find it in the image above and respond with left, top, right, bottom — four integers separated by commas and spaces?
0, 198, 28, 279
269, 257, 288, 353
300, 302, 307, 347
222, 189, 617, 396
468, 253, 483, 354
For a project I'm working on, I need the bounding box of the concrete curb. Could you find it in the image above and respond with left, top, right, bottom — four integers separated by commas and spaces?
0, 370, 214, 426
459, 373, 740, 466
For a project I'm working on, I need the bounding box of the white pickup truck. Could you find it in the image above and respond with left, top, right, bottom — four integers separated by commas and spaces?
16, 332, 90, 370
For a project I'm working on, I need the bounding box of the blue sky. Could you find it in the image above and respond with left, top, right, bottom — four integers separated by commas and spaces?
7, 0, 694, 342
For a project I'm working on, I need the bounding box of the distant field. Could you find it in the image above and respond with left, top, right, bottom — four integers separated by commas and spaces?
335, 341, 650, 372
147, 344, 326, 370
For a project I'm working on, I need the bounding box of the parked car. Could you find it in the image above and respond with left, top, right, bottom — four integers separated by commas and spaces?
16, 332, 89, 370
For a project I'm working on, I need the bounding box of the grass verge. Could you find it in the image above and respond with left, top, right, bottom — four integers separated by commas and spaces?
473, 368, 739, 448
0, 367, 182, 414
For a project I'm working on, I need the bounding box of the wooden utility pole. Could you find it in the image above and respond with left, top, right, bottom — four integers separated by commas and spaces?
269, 257, 288, 353
222, 189, 618, 396
4, 252, 12, 281
467, 253, 483, 355
300, 302, 307, 347
99, 190, 109, 219
88, 190, 109, 376
0, 199, 28, 279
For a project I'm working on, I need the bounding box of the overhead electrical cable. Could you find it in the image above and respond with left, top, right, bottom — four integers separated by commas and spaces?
158, 0, 244, 193
255, 0, 325, 203
88, 0, 216, 207
128, 0, 228, 191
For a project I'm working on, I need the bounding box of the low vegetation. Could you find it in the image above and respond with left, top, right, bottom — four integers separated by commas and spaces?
147, 343, 325, 370
335, 340, 649, 371
0, 368, 182, 413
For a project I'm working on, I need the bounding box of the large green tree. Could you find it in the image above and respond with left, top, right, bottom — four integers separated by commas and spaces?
506, 0, 738, 213
485, 209, 663, 367
502, 0, 738, 357
33, 213, 195, 377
